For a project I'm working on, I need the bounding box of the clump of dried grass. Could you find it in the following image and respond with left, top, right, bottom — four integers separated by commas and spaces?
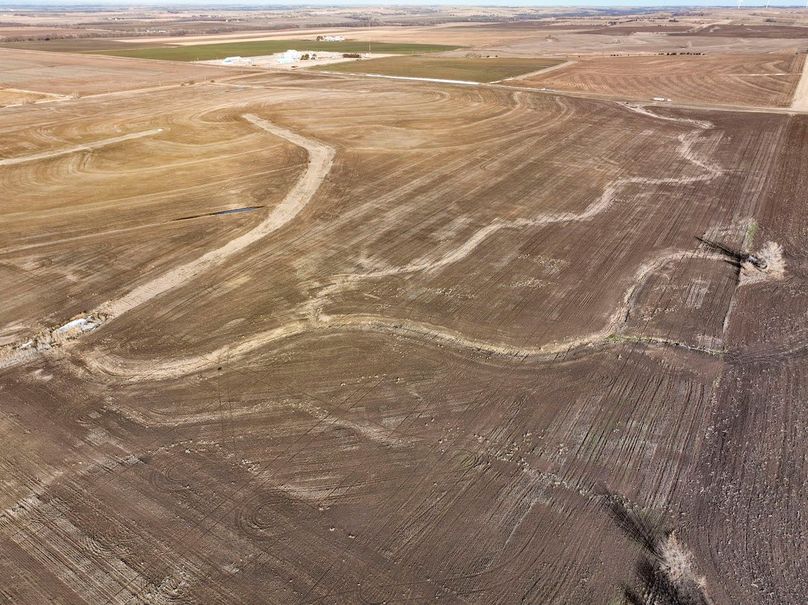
599, 487, 713, 605
741, 240, 785, 285
656, 532, 713, 605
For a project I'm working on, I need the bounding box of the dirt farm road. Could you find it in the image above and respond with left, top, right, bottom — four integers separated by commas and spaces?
0, 113, 334, 370
99, 115, 334, 319
0, 129, 163, 166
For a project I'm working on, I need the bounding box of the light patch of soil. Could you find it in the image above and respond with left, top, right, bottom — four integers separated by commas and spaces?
790, 53, 808, 110
741, 240, 785, 285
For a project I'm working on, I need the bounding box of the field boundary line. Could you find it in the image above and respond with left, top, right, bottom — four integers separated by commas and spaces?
491, 59, 576, 84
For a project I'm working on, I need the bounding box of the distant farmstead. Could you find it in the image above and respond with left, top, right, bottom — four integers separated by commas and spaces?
316, 35, 346, 42
276, 50, 303, 64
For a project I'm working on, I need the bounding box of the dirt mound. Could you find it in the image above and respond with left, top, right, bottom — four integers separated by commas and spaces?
741, 240, 785, 285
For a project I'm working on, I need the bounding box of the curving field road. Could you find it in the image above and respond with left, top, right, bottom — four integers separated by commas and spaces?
100, 114, 335, 319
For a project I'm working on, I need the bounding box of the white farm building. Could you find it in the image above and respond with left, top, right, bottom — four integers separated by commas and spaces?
276, 50, 303, 64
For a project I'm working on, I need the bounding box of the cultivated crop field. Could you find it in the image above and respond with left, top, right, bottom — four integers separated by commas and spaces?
0, 48, 240, 95
94, 40, 462, 62
676, 24, 808, 38
512, 52, 806, 107
1, 9, 807, 605
315, 55, 563, 82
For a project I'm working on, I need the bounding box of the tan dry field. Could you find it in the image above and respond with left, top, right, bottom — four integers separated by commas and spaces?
678, 24, 808, 38
511, 52, 806, 107
1, 18, 807, 605
0, 87, 56, 107
0, 26, 96, 39
792, 53, 808, 109
126, 22, 561, 47
0, 7, 639, 46
111, 21, 808, 56
488, 31, 808, 56
0, 48, 246, 96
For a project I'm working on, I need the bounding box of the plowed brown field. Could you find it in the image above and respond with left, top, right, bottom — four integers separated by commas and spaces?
0, 48, 242, 96
1, 37, 806, 605
510, 52, 806, 107
678, 24, 808, 38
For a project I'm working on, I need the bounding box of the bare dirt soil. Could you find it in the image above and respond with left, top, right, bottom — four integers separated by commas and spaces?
0, 48, 243, 96
676, 24, 808, 38
0, 87, 53, 107
790, 52, 808, 110
511, 52, 806, 107
1, 13, 807, 604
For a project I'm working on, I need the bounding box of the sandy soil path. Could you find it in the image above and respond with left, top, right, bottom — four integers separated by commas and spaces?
98, 114, 334, 319
0, 129, 163, 166
0, 115, 334, 370
493, 60, 577, 84
790, 54, 808, 110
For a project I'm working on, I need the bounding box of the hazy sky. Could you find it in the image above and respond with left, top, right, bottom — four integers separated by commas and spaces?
0, 0, 803, 6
